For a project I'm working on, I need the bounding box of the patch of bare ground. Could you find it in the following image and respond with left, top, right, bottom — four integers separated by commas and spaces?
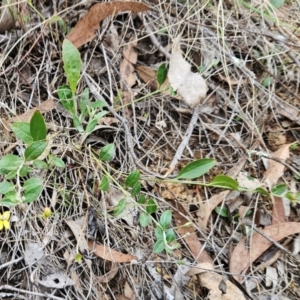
0, 0, 300, 299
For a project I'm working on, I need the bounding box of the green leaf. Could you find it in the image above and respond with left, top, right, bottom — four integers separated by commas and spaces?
30, 111, 46, 141
99, 143, 115, 162
0, 154, 23, 171
155, 226, 164, 240
23, 178, 43, 203
131, 181, 141, 197
215, 206, 229, 217
0, 181, 15, 194
11, 122, 33, 144
79, 88, 90, 116
62, 39, 82, 94
25, 141, 48, 161
85, 111, 108, 133
272, 184, 287, 196
137, 195, 146, 204
91, 100, 107, 109
153, 239, 165, 253
159, 210, 172, 229
1, 191, 18, 206
6, 171, 17, 180
125, 170, 140, 188
19, 165, 33, 177
165, 228, 176, 243
99, 176, 109, 191
146, 198, 157, 214
51, 157, 65, 168
270, 0, 285, 9
33, 160, 48, 169
177, 159, 216, 179
157, 63, 168, 86
208, 175, 239, 190
72, 114, 84, 132
139, 212, 150, 227
114, 198, 126, 216
58, 85, 74, 113
255, 187, 270, 197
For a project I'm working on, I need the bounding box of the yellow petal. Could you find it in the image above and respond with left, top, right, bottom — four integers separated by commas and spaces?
3, 211, 10, 220
0, 221, 3, 231
2, 220, 10, 229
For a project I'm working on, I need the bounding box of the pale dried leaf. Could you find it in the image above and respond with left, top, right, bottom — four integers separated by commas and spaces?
97, 262, 119, 283
24, 242, 44, 266
120, 40, 137, 88
272, 196, 285, 225
230, 222, 300, 282
88, 240, 137, 263
104, 23, 120, 52
38, 269, 74, 288
237, 172, 262, 190
124, 281, 135, 299
67, 2, 149, 48
168, 35, 207, 108
265, 266, 278, 288
263, 144, 290, 186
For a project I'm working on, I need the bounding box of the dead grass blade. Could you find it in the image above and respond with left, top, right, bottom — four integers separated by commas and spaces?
67, 2, 150, 48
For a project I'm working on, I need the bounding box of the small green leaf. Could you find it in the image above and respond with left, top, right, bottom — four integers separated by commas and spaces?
157, 63, 168, 86
25, 141, 48, 161
62, 39, 82, 95
153, 239, 165, 253
91, 100, 107, 109
165, 228, 176, 243
1, 191, 18, 206
58, 85, 74, 113
155, 226, 164, 240
30, 111, 46, 141
33, 160, 48, 169
125, 170, 140, 188
255, 187, 270, 197
79, 88, 90, 116
11, 122, 33, 144
0, 154, 23, 171
139, 212, 150, 227
0, 181, 15, 194
23, 178, 43, 203
137, 195, 146, 204
6, 171, 17, 180
51, 157, 65, 168
114, 198, 126, 216
208, 175, 239, 190
72, 114, 84, 132
99, 176, 109, 191
131, 181, 141, 197
177, 159, 216, 179
19, 165, 33, 177
99, 143, 115, 162
272, 184, 287, 196
215, 206, 229, 217
262, 76, 273, 87
270, 0, 285, 9
159, 210, 172, 229
85, 111, 108, 133
146, 198, 157, 214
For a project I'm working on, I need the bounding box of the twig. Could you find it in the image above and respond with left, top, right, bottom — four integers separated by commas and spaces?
165, 104, 201, 176
0, 285, 65, 300
84, 73, 163, 178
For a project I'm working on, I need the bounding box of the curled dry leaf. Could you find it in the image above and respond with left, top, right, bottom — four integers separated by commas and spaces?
67, 2, 150, 48
168, 35, 208, 108
88, 239, 137, 263
230, 222, 300, 282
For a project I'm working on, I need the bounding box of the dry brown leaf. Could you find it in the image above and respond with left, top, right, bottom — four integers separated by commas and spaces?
67, 2, 150, 48
88, 240, 137, 263
230, 222, 300, 282
199, 271, 246, 299
120, 40, 137, 88
263, 143, 290, 186
172, 202, 212, 264
7, 99, 56, 124
196, 191, 230, 231
168, 35, 207, 108
124, 281, 135, 299
272, 196, 285, 225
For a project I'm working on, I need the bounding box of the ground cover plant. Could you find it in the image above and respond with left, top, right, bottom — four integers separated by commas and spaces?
0, 0, 300, 299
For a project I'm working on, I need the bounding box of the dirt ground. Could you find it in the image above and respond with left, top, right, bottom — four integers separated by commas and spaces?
0, 0, 300, 299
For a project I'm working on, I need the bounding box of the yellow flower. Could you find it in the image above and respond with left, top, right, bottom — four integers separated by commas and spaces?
0, 211, 10, 230
41, 207, 52, 219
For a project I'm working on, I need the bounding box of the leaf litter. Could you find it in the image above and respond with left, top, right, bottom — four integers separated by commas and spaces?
1, 0, 300, 299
